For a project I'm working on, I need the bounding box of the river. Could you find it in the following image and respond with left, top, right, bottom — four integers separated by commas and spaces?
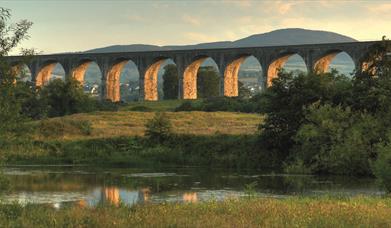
0, 166, 383, 208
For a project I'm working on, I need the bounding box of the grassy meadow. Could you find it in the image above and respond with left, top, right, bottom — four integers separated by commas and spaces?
1, 196, 391, 227
32, 111, 263, 141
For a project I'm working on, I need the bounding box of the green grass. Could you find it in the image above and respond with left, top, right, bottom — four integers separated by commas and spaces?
1, 196, 391, 227
30, 111, 263, 141
119, 99, 199, 112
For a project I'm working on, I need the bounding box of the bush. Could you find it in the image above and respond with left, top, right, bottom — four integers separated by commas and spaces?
372, 137, 391, 193
145, 112, 172, 143
0, 173, 10, 193
292, 103, 381, 175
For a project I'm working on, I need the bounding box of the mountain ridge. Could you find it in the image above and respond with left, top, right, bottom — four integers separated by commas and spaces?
85, 28, 357, 53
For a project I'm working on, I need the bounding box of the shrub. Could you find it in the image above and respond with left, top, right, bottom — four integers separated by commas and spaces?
293, 103, 381, 175
372, 138, 391, 193
0, 173, 10, 193
145, 112, 172, 143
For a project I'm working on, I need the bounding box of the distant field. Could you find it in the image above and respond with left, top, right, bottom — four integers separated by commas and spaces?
119, 99, 196, 112
33, 111, 264, 141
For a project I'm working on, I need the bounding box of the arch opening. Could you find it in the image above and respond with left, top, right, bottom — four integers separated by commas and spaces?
314, 51, 355, 76
36, 62, 65, 87
184, 57, 220, 99
11, 62, 32, 83
107, 60, 140, 102
267, 54, 307, 87
72, 61, 102, 99
144, 58, 178, 101
224, 55, 263, 97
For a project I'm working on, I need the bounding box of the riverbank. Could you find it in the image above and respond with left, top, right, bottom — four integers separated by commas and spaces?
1, 196, 390, 227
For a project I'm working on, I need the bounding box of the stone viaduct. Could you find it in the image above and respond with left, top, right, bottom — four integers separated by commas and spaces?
6, 41, 379, 101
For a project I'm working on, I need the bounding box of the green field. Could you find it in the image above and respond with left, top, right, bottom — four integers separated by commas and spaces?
32, 110, 263, 141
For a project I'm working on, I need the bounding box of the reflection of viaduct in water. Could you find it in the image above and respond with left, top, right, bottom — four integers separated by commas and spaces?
7, 41, 379, 101
99, 187, 198, 205
100, 187, 151, 206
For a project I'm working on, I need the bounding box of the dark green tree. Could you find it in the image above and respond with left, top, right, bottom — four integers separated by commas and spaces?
197, 66, 220, 98
162, 64, 178, 100
39, 77, 96, 117
257, 70, 352, 164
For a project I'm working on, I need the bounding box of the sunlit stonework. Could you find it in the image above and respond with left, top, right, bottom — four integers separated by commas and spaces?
36, 63, 56, 87
267, 55, 292, 87
144, 60, 165, 101
106, 61, 128, 102
72, 61, 91, 85
183, 58, 207, 99
224, 57, 246, 97
314, 52, 338, 74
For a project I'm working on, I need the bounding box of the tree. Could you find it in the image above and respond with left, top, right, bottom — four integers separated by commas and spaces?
0, 7, 33, 193
257, 70, 352, 163
145, 112, 172, 143
39, 77, 96, 117
293, 103, 380, 175
162, 64, 178, 100
0, 8, 33, 140
197, 66, 220, 98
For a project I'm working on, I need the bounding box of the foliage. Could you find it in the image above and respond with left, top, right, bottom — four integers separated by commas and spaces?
258, 70, 352, 161
0, 7, 32, 194
197, 66, 220, 98
293, 103, 381, 175
372, 134, 391, 193
145, 112, 172, 143
162, 64, 178, 100
38, 78, 97, 117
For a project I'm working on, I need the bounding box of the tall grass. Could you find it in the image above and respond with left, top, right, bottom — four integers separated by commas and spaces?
0, 196, 390, 227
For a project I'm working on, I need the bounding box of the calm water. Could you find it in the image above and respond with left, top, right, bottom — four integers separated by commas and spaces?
0, 166, 383, 208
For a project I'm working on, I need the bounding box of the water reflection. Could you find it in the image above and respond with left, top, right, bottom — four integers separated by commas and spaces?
0, 167, 383, 208
183, 192, 198, 203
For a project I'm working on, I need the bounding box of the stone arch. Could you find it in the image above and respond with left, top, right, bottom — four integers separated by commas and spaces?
10, 62, 32, 82
106, 58, 140, 102
224, 55, 263, 97
314, 50, 355, 75
72, 60, 102, 98
36, 61, 66, 87
183, 56, 220, 99
144, 57, 177, 101
267, 53, 307, 87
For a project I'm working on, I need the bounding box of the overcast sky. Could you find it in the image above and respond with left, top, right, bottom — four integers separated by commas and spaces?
3, 0, 391, 54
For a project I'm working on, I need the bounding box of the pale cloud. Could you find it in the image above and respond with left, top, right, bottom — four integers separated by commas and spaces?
367, 3, 391, 14
182, 15, 201, 26
183, 32, 219, 43
277, 1, 294, 15
221, 0, 252, 8
238, 16, 252, 24
126, 15, 143, 22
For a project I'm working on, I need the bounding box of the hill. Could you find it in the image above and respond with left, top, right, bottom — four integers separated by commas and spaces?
85, 28, 357, 53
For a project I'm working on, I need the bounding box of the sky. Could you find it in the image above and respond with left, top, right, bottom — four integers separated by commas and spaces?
2, 0, 391, 54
